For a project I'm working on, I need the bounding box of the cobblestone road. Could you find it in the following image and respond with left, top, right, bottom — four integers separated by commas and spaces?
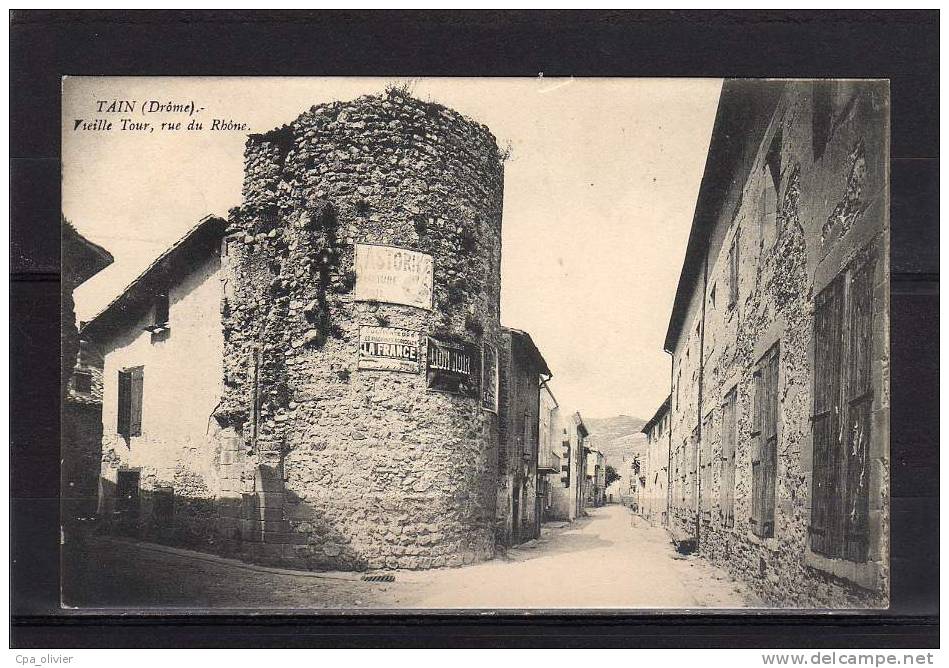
64, 505, 762, 611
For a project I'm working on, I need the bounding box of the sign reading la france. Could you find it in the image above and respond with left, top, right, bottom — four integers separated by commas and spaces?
353, 243, 434, 310
358, 326, 420, 373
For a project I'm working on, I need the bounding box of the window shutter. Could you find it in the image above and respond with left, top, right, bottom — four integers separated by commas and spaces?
129, 367, 144, 437
750, 368, 762, 533
762, 347, 779, 537
117, 370, 131, 437
843, 257, 875, 562
729, 230, 740, 307
750, 344, 779, 538
809, 278, 843, 557
720, 389, 737, 528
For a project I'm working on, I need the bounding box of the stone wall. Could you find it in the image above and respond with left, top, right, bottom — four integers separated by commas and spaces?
641, 409, 670, 525
215, 89, 505, 570
667, 81, 889, 607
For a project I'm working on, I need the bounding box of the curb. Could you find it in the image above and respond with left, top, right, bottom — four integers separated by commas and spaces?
95, 536, 372, 583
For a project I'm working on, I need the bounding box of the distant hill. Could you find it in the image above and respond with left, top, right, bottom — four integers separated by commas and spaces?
583, 415, 648, 468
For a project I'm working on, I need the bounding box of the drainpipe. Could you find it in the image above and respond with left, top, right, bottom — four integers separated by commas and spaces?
695, 251, 709, 549
665, 351, 674, 528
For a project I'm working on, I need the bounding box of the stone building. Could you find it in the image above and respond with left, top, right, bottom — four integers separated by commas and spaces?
63, 342, 106, 519
61, 219, 113, 524
548, 410, 589, 521
86, 91, 513, 571
585, 448, 605, 507
496, 327, 552, 546
537, 381, 562, 523
83, 215, 228, 544
664, 80, 889, 606
640, 395, 671, 525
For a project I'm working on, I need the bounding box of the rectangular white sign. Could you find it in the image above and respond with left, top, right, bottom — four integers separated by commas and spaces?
353, 243, 434, 310
358, 326, 420, 373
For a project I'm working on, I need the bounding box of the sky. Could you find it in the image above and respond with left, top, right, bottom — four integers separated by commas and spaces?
63, 76, 722, 420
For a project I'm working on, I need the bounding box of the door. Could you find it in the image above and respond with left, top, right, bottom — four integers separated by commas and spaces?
535, 481, 543, 538
115, 469, 141, 535
511, 486, 520, 544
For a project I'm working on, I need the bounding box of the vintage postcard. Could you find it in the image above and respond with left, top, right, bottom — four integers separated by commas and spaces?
61, 76, 889, 611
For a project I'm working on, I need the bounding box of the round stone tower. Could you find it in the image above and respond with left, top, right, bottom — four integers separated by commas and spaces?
216, 89, 505, 570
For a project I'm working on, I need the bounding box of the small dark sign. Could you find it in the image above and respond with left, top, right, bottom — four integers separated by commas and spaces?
426, 338, 478, 396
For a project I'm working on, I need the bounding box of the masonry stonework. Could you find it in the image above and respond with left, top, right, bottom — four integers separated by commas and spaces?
666, 81, 889, 607
214, 90, 505, 570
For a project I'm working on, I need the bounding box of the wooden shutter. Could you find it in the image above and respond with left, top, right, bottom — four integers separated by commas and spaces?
761, 347, 779, 537
751, 345, 779, 538
720, 388, 737, 528
689, 426, 699, 512
729, 230, 740, 307
117, 369, 131, 437
129, 366, 144, 437
809, 277, 844, 557
700, 414, 713, 521
750, 367, 763, 533
843, 257, 875, 562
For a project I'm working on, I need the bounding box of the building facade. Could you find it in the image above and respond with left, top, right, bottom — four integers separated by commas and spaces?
548, 411, 589, 521
537, 382, 562, 523
585, 449, 605, 507
640, 396, 671, 525
61, 219, 113, 525
496, 328, 552, 546
84, 216, 228, 546
664, 80, 889, 606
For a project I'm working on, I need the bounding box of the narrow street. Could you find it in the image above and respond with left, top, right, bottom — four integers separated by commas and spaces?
65, 505, 761, 611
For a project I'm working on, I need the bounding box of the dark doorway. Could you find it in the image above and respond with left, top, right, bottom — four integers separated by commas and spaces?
115, 469, 141, 535
512, 486, 520, 544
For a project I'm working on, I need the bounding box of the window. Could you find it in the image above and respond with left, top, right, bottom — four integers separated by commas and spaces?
759, 156, 780, 246
221, 233, 240, 258
74, 371, 92, 394
154, 291, 169, 327
117, 366, 144, 438
720, 388, 737, 528
522, 410, 534, 458
700, 414, 713, 521
809, 252, 876, 563
680, 439, 689, 507
750, 343, 779, 538
728, 229, 740, 307
766, 128, 782, 197
688, 427, 699, 510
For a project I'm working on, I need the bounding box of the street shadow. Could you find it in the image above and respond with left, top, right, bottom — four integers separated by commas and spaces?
497, 512, 615, 563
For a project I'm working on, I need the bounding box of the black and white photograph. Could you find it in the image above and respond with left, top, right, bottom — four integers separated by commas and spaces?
58, 75, 891, 612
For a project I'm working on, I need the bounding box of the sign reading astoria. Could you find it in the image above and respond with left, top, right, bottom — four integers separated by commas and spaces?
353, 243, 434, 310
358, 326, 420, 373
